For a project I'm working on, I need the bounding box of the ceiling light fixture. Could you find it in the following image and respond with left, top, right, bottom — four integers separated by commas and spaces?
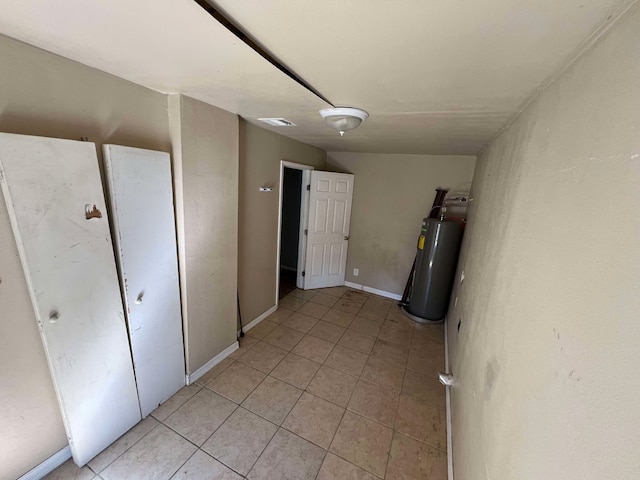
319, 107, 369, 136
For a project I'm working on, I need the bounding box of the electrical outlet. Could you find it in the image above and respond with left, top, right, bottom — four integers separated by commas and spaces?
353, 268, 359, 276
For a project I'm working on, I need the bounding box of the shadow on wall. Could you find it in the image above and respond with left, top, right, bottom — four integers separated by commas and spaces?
237, 120, 326, 324
0, 110, 171, 167
326, 152, 476, 296
0, 110, 173, 203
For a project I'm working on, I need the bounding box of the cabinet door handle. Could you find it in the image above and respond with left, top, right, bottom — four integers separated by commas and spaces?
49, 311, 60, 323
135, 292, 144, 304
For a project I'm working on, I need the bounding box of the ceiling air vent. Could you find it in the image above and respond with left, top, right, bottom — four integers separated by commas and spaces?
257, 118, 297, 127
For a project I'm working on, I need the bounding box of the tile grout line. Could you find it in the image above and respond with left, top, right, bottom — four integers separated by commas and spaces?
246, 289, 353, 478
198, 358, 277, 449
160, 403, 237, 450
383, 318, 417, 479
240, 411, 282, 478
315, 290, 394, 479
89, 288, 442, 480
251, 289, 357, 408
227, 337, 259, 366
305, 290, 368, 479
166, 448, 201, 480
268, 354, 322, 391
159, 401, 270, 479
293, 293, 428, 473
196, 447, 247, 478
90, 417, 165, 476
318, 289, 449, 464
197, 367, 281, 478
404, 321, 450, 455
303, 297, 368, 480
285, 289, 375, 479
321, 348, 375, 478
49, 288, 436, 480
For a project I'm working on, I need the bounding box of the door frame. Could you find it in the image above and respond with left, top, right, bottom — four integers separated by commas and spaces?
276, 160, 313, 305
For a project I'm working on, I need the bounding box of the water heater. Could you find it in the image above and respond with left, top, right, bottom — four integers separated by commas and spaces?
406, 218, 464, 323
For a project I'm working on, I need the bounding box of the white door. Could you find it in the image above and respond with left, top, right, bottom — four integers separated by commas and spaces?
0, 133, 141, 466
103, 145, 185, 417
304, 171, 354, 289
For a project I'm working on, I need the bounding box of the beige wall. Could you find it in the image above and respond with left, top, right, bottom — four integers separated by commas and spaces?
326, 152, 475, 296
170, 95, 239, 374
0, 35, 171, 479
448, 5, 640, 479
0, 193, 68, 480
238, 120, 325, 322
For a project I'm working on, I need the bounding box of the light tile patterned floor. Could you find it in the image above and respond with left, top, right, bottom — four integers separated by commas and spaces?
45, 287, 447, 480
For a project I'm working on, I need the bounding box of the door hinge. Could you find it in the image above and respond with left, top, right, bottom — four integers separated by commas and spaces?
304, 229, 308, 235
306, 184, 311, 191
302, 271, 306, 277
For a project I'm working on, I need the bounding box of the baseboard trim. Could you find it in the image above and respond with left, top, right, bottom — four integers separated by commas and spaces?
344, 281, 402, 301
241, 304, 278, 334
444, 316, 454, 480
18, 445, 71, 480
186, 341, 239, 385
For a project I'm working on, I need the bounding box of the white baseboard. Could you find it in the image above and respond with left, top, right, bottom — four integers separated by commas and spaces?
241, 304, 277, 334
18, 445, 71, 480
444, 316, 454, 480
344, 281, 402, 301
186, 341, 239, 385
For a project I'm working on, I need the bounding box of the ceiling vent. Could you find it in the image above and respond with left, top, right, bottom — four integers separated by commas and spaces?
257, 118, 297, 127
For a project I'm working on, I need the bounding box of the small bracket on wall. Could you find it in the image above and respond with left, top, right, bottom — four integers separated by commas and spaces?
259, 187, 273, 192
438, 371, 454, 387
85, 204, 102, 220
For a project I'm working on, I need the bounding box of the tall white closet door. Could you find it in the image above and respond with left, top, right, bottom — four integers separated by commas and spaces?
0, 133, 141, 466
103, 145, 185, 416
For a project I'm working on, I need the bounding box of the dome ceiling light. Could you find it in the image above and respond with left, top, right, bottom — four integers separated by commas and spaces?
319, 107, 369, 136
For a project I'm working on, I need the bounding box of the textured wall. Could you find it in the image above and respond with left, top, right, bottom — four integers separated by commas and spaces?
238, 120, 325, 322
0, 34, 170, 479
326, 152, 475, 295
170, 95, 239, 374
448, 4, 640, 478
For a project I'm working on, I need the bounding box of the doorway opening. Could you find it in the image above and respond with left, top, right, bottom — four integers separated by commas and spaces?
276, 161, 312, 302
279, 167, 301, 298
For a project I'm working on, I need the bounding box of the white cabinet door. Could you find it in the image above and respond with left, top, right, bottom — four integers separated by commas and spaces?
304, 171, 354, 289
103, 145, 185, 416
0, 133, 141, 466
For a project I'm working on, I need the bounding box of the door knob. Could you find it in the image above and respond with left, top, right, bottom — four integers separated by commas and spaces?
344, 235, 350, 241
135, 292, 144, 304
49, 311, 60, 323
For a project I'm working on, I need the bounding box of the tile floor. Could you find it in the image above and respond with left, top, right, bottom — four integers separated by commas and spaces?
45, 287, 447, 480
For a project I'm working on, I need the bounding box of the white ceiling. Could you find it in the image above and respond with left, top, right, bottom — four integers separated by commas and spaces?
0, 0, 634, 154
